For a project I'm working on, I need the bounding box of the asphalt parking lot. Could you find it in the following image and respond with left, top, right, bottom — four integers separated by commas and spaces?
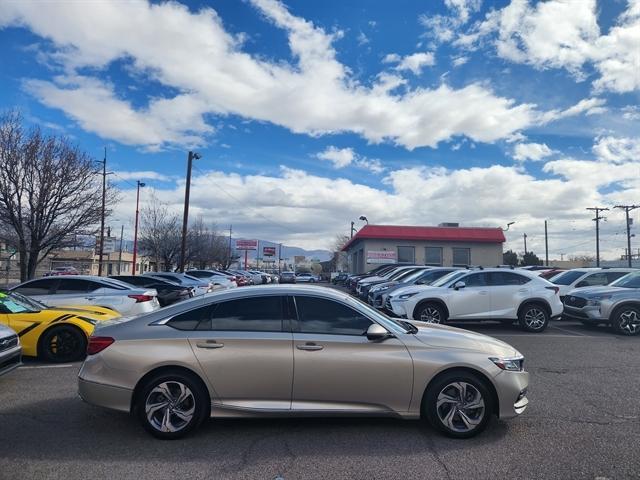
1, 319, 639, 479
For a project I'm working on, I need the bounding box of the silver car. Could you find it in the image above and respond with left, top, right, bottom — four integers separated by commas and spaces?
0, 323, 21, 376
562, 271, 640, 335
78, 285, 529, 439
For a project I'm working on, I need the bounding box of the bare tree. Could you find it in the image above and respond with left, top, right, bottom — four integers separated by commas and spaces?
188, 216, 232, 269
139, 194, 182, 271
330, 233, 350, 272
0, 111, 117, 281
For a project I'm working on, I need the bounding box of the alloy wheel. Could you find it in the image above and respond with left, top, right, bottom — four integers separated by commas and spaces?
420, 306, 441, 323
145, 381, 196, 433
436, 382, 485, 433
523, 308, 546, 330
618, 309, 640, 335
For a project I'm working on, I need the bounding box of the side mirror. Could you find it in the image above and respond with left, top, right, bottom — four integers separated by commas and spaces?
453, 281, 466, 290
366, 323, 392, 341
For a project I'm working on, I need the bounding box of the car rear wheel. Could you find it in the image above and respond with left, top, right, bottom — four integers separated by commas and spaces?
136, 371, 208, 439
611, 306, 640, 336
415, 303, 446, 324
423, 371, 493, 438
39, 325, 87, 363
518, 303, 549, 333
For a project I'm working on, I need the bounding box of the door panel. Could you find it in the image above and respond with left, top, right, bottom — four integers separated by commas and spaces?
448, 273, 490, 319
292, 333, 413, 413
488, 272, 531, 318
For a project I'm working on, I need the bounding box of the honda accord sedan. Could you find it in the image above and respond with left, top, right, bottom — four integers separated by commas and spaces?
78, 285, 529, 439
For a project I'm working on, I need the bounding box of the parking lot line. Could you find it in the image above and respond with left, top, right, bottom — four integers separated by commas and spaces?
549, 324, 591, 336
20, 364, 75, 369
492, 334, 596, 338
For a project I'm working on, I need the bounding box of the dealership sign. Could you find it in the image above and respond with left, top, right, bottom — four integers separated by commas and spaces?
366, 250, 396, 264
236, 239, 258, 250
263, 246, 276, 257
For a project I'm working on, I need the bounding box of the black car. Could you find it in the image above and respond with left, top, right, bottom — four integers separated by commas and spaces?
332, 273, 349, 285
279, 272, 296, 284
110, 275, 191, 307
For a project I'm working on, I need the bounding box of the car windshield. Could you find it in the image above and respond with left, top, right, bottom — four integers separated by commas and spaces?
609, 272, 640, 288
550, 270, 588, 285
398, 269, 427, 283
430, 270, 468, 287
0, 291, 39, 313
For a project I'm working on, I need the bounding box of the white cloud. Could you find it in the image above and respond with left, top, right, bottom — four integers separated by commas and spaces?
384, 52, 436, 75
0, 0, 593, 150
622, 105, 640, 121
316, 146, 385, 173
513, 142, 555, 162
452, 56, 469, 67
112, 170, 173, 182
444, 0, 482, 24
356, 31, 369, 46
454, 0, 640, 93
593, 136, 640, 164
316, 146, 355, 168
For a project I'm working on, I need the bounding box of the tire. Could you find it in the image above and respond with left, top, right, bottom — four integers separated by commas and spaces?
518, 303, 549, 333
610, 305, 640, 336
415, 302, 447, 324
39, 325, 87, 363
423, 371, 493, 438
136, 371, 208, 439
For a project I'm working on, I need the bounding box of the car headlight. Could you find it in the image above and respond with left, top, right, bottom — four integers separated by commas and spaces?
586, 295, 612, 306
489, 356, 524, 371
397, 292, 418, 301
372, 285, 391, 293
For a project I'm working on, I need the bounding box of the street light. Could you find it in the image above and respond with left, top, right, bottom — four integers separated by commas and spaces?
132, 180, 146, 275
501, 221, 515, 231
179, 151, 201, 272
359, 215, 369, 224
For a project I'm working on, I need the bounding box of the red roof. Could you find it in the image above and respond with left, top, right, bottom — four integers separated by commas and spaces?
342, 224, 506, 251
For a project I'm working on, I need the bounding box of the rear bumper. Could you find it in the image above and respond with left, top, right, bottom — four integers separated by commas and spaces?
78, 377, 132, 413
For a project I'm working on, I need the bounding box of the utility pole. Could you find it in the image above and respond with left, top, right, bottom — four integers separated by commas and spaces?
117, 224, 124, 275
614, 205, 639, 267
227, 225, 232, 269
97, 147, 107, 276
132, 180, 145, 275
278, 243, 282, 275
180, 151, 201, 272
587, 207, 609, 267
544, 221, 549, 266
523, 233, 528, 255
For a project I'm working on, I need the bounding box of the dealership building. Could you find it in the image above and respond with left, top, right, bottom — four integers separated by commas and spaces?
341, 224, 505, 274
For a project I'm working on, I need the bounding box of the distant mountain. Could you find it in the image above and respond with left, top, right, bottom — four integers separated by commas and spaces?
234, 239, 332, 262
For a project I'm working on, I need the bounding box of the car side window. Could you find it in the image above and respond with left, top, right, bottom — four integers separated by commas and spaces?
606, 272, 628, 284
56, 279, 94, 294
294, 296, 372, 336
167, 305, 214, 331
461, 273, 488, 287
12, 278, 59, 296
490, 272, 530, 286
203, 296, 284, 332
581, 273, 609, 286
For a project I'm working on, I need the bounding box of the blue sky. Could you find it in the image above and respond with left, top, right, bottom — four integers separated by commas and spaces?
0, 0, 639, 256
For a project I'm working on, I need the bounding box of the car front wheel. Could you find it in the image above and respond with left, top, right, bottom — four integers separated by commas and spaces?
611, 306, 640, 336
136, 371, 208, 439
519, 303, 549, 333
423, 371, 493, 438
39, 325, 87, 363
415, 302, 446, 324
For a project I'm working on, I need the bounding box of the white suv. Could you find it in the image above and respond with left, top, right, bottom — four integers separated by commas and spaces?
547, 268, 636, 301
387, 268, 563, 333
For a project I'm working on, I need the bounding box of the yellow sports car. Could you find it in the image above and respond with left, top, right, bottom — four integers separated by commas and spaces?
0, 290, 119, 363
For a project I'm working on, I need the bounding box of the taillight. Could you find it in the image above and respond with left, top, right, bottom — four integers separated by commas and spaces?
546, 286, 560, 295
87, 336, 114, 355
128, 294, 154, 303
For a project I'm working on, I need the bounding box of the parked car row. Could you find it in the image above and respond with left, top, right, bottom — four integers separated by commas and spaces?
340, 264, 640, 335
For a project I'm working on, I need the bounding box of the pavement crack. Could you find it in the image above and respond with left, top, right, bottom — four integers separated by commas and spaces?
422, 432, 452, 480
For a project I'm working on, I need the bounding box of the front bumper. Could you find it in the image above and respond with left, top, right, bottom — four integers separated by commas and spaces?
494, 369, 530, 419
562, 305, 606, 323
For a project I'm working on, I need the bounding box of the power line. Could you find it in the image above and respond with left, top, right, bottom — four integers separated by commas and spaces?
586, 206, 609, 267
614, 204, 639, 267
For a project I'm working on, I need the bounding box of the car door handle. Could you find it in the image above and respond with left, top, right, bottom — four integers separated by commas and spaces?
85, 296, 97, 300
296, 342, 324, 351
196, 340, 224, 349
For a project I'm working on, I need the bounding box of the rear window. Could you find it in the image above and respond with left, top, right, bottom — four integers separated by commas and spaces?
550, 270, 586, 285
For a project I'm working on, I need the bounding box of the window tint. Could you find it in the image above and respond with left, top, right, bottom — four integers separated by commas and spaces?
13, 278, 59, 296
550, 270, 586, 285
295, 296, 372, 335
490, 272, 531, 286
415, 269, 455, 285
460, 272, 488, 287
452, 248, 471, 266
425, 247, 443, 266
397, 246, 415, 264
56, 279, 95, 294
610, 272, 640, 288
203, 296, 284, 331
606, 272, 628, 284
167, 305, 213, 331
580, 272, 609, 286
